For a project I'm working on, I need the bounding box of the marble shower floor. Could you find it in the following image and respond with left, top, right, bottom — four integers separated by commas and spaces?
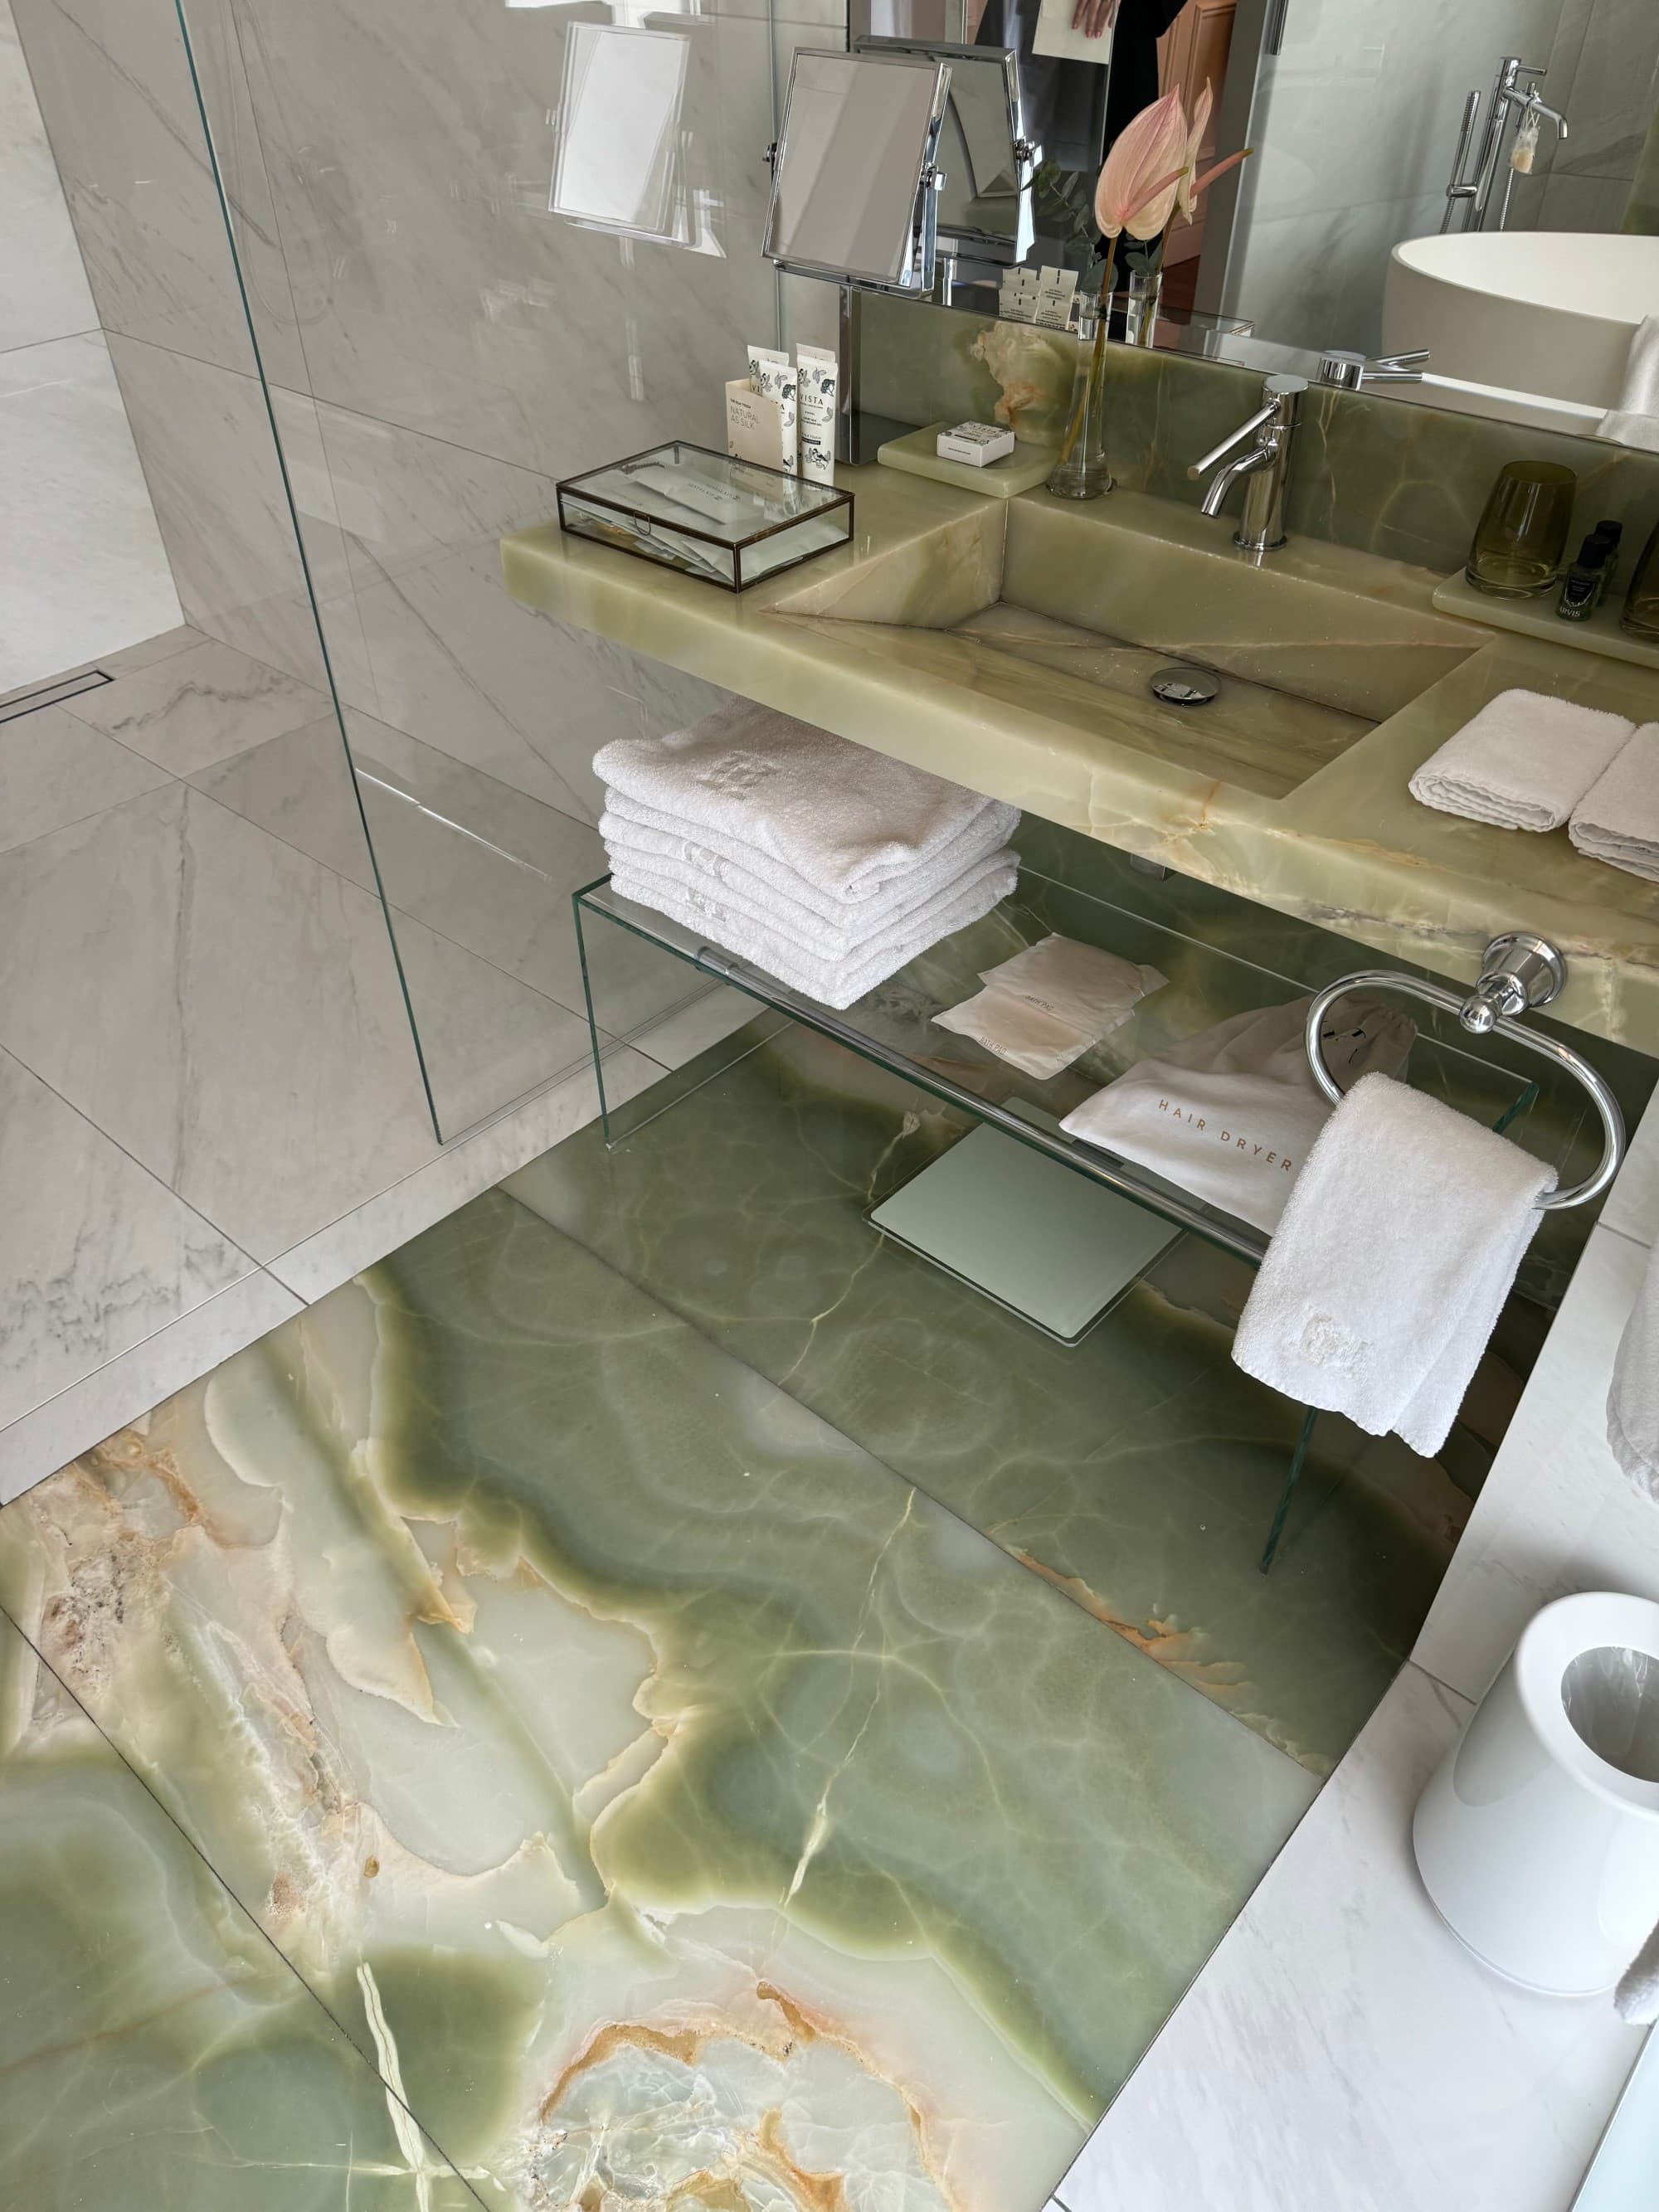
0, 1043, 1328, 2209
0, 625, 728, 1498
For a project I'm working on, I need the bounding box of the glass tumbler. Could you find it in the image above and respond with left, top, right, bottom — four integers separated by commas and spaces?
1466, 460, 1577, 596
1621, 520, 1659, 640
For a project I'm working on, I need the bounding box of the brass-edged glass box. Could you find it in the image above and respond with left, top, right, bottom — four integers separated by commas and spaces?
555, 442, 854, 591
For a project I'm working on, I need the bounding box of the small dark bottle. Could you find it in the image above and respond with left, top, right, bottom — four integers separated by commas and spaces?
1592, 518, 1623, 592
1558, 532, 1610, 622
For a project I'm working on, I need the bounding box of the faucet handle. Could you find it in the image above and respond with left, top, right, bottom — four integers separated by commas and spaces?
1186, 373, 1306, 479
1318, 347, 1428, 389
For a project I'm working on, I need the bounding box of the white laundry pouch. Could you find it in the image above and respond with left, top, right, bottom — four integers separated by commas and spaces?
1059, 993, 1417, 1232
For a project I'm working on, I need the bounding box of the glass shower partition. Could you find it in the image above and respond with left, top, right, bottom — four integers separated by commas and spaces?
170, 0, 791, 1139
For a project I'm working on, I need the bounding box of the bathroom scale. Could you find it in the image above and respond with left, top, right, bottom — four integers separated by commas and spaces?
868, 1111, 1181, 1344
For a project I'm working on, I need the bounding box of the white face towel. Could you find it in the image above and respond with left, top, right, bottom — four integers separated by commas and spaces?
607, 856, 1019, 1010
1232, 1072, 1556, 1457
1608, 1237, 1659, 1503
1569, 722, 1659, 882
933, 936, 1166, 1080
595, 699, 1019, 901
1599, 316, 1659, 450
601, 788, 1019, 923
1408, 688, 1634, 832
602, 829, 1018, 964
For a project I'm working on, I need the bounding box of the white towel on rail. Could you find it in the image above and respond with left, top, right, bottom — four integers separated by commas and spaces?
1233, 1072, 1555, 1456
1408, 688, 1633, 831
595, 699, 1017, 901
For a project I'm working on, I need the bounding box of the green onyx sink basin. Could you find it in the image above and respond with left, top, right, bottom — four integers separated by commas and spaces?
771, 489, 1482, 800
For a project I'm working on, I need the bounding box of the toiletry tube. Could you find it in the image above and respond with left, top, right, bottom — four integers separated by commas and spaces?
746, 343, 798, 474
726, 379, 786, 471
796, 343, 839, 487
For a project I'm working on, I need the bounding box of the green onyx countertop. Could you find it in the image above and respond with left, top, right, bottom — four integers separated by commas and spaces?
502, 465, 1659, 1053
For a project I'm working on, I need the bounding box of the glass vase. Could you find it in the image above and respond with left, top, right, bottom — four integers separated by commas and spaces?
1046, 302, 1112, 501
1120, 265, 1164, 348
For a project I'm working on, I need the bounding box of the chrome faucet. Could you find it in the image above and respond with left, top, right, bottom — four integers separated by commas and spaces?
1186, 373, 1306, 555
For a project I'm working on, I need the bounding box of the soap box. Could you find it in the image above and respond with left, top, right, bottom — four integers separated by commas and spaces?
937, 422, 1016, 468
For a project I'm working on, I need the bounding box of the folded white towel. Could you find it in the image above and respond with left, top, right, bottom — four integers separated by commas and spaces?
603, 827, 1017, 963
1569, 722, 1659, 881
1608, 1238, 1659, 1503
1408, 688, 1634, 832
608, 854, 1018, 1010
596, 700, 1014, 900
1233, 1073, 1555, 1456
602, 789, 1019, 925
1599, 316, 1659, 450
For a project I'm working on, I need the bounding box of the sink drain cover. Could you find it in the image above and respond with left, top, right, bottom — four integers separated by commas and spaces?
1149, 664, 1219, 706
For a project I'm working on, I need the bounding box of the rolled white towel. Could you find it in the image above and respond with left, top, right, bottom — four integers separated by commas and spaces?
1599, 316, 1659, 450
608, 853, 1019, 1010
1233, 1072, 1555, 1456
602, 826, 1017, 964
1569, 722, 1659, 881
1408, 688, 1634, 832
596, 699, 1015, 900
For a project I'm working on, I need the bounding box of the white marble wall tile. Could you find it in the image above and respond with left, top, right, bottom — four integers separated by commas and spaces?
264, 1043, 664, 1305
1057, 1661, 1646, 2212
0, 1043, 255, 1436
216, 0, 791, 479
286, 397, 728, 815
0, 702, 169, 854
193, 704, 737, 1049
1548, 0, 1659, 182
104, 333, 328, 687
0, 1265, 300, 1505
61, 635, 326, 775
9, 0, 255, 375
0, 333, 183, 693
0, 779, 440, 1259
0, 0, 97, 352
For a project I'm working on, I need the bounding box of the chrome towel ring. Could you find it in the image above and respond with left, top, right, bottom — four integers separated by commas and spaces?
1304, 933, 1626, 1212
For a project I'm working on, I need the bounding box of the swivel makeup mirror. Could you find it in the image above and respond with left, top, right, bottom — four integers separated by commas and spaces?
762, 48, 951, 294
854, 37, 1037, 267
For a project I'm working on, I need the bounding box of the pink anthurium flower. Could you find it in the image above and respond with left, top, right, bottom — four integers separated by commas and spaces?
1093, 88, 1190, 241
1096, 83, 1254, 241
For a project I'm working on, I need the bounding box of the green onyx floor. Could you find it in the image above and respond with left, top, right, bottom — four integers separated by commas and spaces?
0, 1009, 1481, 2210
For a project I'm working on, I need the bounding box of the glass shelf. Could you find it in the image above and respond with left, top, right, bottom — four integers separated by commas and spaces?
574, 865, 1559, 1273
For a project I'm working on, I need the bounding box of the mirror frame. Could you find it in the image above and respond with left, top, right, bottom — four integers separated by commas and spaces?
763, 47, 951, 294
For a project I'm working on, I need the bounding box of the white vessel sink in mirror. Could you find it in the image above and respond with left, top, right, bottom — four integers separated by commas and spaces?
1384, 233, 1659, 411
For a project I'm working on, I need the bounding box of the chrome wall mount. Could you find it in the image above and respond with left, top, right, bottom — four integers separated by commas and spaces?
1304, 933, 1625, 1210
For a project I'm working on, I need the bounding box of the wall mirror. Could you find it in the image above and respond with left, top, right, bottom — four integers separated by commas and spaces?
764, 49, 951, 292
845, 0, 1659, 436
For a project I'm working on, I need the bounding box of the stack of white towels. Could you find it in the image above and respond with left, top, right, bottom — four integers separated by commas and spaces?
594, 702, 1020, 1009
1409, 688, 1659, 879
